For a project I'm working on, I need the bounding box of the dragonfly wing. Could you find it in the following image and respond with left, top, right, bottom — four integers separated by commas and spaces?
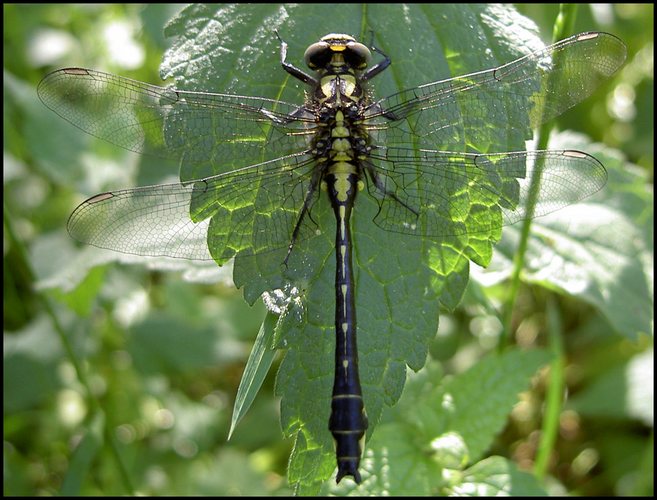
68, 152, 320, 262
367, 147, 607, 238
365, 32, 626, 152
37, 68, 315, 176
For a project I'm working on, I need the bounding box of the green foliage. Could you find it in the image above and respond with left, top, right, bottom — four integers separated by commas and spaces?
3, 3, 653, 496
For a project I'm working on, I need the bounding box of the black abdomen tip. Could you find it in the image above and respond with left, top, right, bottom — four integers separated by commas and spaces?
336, 459, 362, 484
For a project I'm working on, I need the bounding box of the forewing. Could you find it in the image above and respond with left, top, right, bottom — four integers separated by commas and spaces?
365, 32, 626, 153
37, 68, 315, 176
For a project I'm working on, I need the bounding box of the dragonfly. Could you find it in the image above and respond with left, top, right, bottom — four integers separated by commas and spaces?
38, 31, 626, 483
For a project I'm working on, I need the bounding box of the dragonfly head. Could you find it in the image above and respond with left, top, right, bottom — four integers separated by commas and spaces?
304, 33, 371, 73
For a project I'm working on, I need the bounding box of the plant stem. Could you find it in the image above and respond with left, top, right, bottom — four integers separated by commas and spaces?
533, 296, 565, 479
500, 3, 578, 348
502, 2, 579, 482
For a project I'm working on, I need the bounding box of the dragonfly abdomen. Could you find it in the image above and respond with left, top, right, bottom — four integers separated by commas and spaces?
325, 158, 367, 484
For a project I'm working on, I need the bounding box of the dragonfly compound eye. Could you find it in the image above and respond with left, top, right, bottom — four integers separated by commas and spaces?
304, 41, 332, 70
344, 42, 371, 70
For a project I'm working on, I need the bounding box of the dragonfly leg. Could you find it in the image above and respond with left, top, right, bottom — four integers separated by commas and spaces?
275, 31, 318, 86
364, 161, 420, 218
283, 166, 322, 268
361, 44, 391, 82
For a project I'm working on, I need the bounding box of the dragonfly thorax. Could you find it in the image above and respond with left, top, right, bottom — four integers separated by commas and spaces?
312, 107, 368, 181
307, 37, 372, 183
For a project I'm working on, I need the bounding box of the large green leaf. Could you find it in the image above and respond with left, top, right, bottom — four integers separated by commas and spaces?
160, 3, 556, 486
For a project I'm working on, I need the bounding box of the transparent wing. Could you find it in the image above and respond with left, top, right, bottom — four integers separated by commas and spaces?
366, 147, 607, 237
37, 68, 315, 175
67, 152, 320, 261
365, 32, 626, 152
49, 32, 623, 262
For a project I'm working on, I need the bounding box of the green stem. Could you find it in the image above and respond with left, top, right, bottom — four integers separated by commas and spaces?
501, 3, 578, 482
500, 3, 579, 349
533, 297, 565, 480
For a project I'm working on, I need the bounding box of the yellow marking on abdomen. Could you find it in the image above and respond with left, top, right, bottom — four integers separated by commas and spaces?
340, 245, 347, 277
339, 206, 346, 239
329, 161, 358, 203
334, 173, 352, 202
329, 161, 358, 175
332, 394, 362, 400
